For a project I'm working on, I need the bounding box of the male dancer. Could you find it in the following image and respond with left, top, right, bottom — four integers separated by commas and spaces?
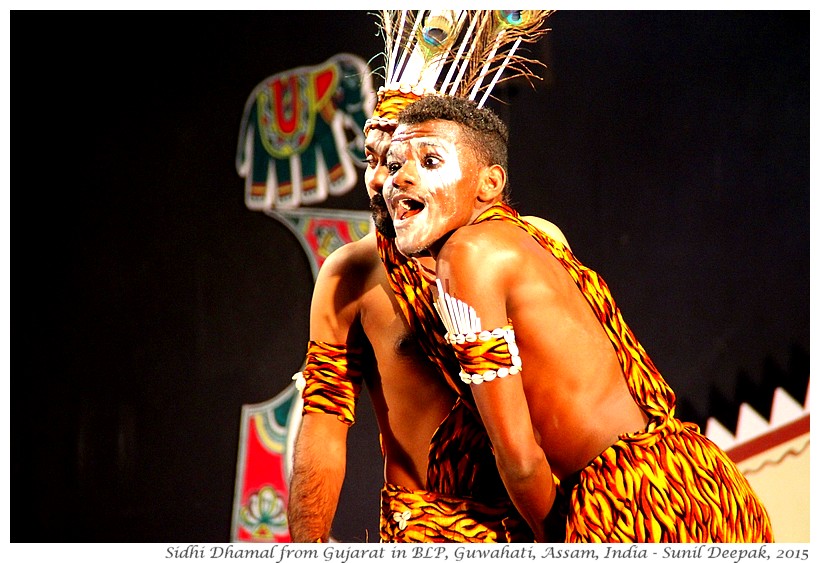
288, 89, 571, 543
380, 94, 773, 542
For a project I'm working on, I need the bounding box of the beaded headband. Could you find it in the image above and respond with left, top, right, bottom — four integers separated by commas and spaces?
364, 9, 555, 133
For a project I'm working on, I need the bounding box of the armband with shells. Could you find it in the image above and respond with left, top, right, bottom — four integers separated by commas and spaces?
433, 279, 521, 384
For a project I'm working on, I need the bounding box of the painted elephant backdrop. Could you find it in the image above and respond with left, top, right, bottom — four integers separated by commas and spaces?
236, 53, 374, 211
12, 11, 808, 544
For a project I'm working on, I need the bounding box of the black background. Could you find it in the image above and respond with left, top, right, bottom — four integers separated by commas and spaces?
11, 10, 809, 542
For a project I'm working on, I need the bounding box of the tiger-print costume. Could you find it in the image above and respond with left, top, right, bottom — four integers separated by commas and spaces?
445, 326, 520, 384
300, 341, 364, 425
377, 202, 773, 542
379, 483, 529, 542
425, 398, 510, 503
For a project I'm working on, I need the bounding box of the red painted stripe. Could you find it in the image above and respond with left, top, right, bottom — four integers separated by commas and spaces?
725, 414, 810, 463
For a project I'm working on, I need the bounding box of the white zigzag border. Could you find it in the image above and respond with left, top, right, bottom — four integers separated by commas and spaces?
704, 381, 810, 451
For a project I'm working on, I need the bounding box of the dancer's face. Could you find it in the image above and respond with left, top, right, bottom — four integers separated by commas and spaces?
363, 125, 396, 238
384, 119, 484, 257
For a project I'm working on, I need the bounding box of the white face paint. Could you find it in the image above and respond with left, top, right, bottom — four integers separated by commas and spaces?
384, 120, 482, 257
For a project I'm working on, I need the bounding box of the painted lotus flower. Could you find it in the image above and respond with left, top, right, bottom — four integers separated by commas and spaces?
240, 486, 287, 537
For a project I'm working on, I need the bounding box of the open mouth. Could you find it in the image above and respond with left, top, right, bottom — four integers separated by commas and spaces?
393, 197, 425, 221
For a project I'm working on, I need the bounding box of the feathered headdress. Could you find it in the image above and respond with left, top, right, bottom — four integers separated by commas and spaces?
364, 9, 554, 132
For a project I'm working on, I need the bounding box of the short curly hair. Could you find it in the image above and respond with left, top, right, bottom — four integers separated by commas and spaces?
397, 96, 510, 200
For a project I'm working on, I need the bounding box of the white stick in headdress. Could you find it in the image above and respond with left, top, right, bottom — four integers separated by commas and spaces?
478, 37, 522, 108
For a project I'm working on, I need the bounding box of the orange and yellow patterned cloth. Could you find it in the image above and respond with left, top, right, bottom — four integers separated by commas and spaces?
425, 398, 508, 501
377, 202, 773, 542
379, 483, 530, 542
300, 341, 364, 425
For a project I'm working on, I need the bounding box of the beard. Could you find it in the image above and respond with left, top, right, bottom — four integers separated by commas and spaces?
369, 193, 396, 239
